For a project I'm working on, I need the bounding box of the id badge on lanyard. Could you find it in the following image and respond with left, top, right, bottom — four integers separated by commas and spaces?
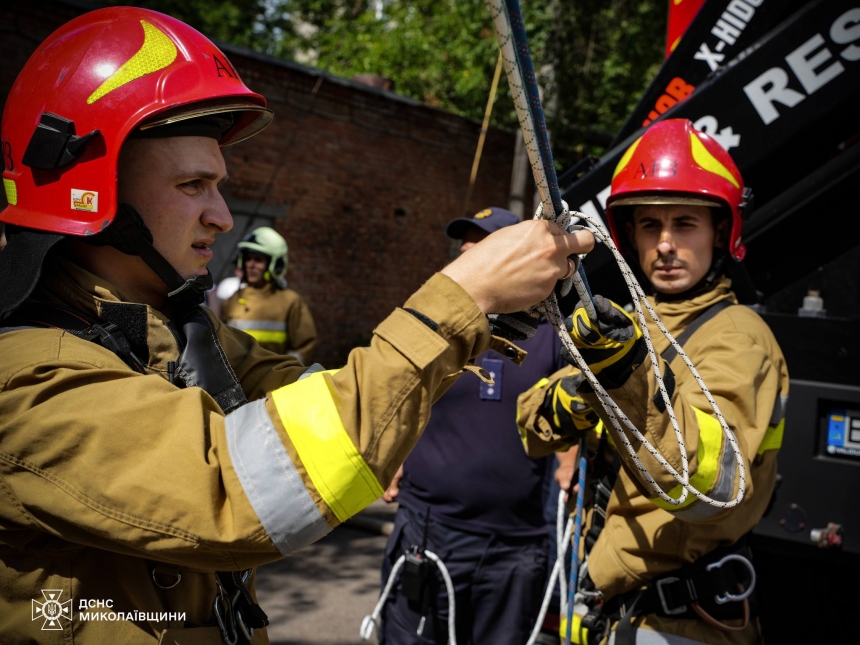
480, 357, 503, 401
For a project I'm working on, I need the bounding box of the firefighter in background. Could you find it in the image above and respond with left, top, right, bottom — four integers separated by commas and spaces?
222, 226, 317, 363
0, 8, 594, 644
518, 119, 788, 644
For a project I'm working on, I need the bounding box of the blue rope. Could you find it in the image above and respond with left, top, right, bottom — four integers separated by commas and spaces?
500, 0, 594, 302
565, 434, 589, 645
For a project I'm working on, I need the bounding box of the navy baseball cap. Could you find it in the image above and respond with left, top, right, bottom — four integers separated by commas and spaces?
445, 207, 520, 240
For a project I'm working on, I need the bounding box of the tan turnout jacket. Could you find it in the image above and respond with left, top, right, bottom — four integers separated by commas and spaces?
221, 283, 317, 362
518, 278, 789, 644
0, 256, 508, 644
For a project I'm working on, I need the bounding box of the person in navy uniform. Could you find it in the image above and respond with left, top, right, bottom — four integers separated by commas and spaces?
379, 207, 567, 645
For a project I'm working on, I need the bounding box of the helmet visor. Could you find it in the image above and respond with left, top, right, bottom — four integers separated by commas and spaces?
136, 98, 273, 146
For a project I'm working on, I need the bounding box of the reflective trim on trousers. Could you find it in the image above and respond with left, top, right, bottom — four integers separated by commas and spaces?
271, 371, 384, 522
225, 399, 331, 556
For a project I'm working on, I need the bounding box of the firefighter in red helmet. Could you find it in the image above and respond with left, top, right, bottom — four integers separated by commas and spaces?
518, 119, 789, 644
0, 7, 593, 644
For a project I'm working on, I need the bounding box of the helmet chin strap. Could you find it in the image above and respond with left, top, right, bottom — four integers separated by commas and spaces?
84, 203, 212, 313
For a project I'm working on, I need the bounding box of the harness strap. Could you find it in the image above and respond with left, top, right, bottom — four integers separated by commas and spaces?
653, 299, 734, 413
1, 303, 147, 373
609, 541, 756, 645
214, 570, 269, 645
584, 430, 617, 555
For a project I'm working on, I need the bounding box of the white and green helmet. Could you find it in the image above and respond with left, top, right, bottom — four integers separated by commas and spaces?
237, 226, 288, 283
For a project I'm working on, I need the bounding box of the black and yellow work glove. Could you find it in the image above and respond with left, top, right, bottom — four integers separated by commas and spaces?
542, 372, 600, 440
563, 295, 645, 389
488, 255, 583, 342
488, 310, 542, 342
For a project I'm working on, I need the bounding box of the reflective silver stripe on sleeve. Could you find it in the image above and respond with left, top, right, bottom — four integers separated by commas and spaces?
672, 432, 738, 522
227, 319, 288, 331
225, 399, 331, 555
298, 363, 325, 380
770, 395, 789, 426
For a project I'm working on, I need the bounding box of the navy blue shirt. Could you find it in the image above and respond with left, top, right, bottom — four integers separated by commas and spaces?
396, 319, 566, 536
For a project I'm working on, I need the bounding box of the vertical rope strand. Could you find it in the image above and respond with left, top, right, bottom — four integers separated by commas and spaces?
565, 435, 589, 645
487, 0, 597, 321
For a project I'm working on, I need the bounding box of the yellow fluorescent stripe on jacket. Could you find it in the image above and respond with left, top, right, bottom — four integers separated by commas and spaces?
244, 329, 288, 345
651, 406, 722, 512
758, 417, 785, 454
271, 371, 383, 522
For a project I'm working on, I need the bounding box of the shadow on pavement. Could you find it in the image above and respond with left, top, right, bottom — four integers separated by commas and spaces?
258, 522, 392, 644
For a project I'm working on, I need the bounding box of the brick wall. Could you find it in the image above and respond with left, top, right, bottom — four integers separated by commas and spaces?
1, 1, 521, 366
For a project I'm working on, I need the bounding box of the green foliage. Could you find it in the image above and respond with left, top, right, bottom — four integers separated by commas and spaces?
272, 0, 551, 135
98, 0, 666, 172
543, 0, 667, 168
93, 0, 289, 51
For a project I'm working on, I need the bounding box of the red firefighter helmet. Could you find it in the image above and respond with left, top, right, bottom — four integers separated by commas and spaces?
0, 6, 272, 236
605, 118, 747, 261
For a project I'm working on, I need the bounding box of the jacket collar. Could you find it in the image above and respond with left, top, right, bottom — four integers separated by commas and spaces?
31, 256, 181, 373
649, 276, 737, 339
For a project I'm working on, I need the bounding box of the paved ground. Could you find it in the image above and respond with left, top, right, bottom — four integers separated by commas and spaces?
257, 500, 397, 645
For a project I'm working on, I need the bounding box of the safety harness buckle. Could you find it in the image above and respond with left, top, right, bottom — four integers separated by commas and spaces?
655, 577, 690, 616
87, 323, 132, 358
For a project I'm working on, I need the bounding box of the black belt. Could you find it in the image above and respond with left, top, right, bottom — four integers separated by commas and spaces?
590, 541, 757, 645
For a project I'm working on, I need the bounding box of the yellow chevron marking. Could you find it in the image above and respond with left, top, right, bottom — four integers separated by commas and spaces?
3, 178, 17, 206
689, 133, 740, 188
612, 135, 642, 180
87, 21, 177, 105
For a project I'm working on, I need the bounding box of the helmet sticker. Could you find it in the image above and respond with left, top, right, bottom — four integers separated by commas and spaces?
87, 21, 178, 105
213, 54, 239, 79
71, 189, 99, 212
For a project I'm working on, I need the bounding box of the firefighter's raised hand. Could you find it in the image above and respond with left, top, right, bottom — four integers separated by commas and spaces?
441, 219, 594, 315
564, 295, 645, 389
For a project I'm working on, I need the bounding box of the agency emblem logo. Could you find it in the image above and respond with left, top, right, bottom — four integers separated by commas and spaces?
32, 589, 72, 630
474, 208, 493, 219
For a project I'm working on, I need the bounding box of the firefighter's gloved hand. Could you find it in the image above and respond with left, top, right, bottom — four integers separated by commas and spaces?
543, 372, 600, 440
488, 310, 542, 342
562, 295, 645, 389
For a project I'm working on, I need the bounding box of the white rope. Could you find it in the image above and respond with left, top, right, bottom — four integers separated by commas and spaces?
526, 489, 574, 645
537, 204, 747, 509
557, 486, 568, 626
425, 550, 458, 644
359, 549, 457, 644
